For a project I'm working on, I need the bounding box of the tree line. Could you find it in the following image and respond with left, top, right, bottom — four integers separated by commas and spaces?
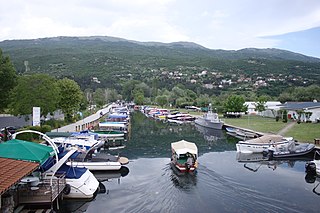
1, 48, 320, 126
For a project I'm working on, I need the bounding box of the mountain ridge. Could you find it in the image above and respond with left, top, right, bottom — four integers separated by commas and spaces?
1, 35, 319, 62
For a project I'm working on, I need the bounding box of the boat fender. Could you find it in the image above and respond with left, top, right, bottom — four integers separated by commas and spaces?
63, 184, 71, 195
98, 182, 106, 194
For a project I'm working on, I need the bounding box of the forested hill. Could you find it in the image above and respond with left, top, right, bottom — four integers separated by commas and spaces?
0, 36, 319, 91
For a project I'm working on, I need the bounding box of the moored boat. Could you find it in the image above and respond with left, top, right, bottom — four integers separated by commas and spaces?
66, 150, 129, 171
236, 134, 294, 153
267, 141, 315, 159
235, 129, 258, 138
194, 103, 223, 129
49, 131, 104, 151
171, 140, 198, 172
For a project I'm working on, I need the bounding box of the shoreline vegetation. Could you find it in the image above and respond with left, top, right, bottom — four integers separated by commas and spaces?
162, 107, 319, 143
222, 115, 319, 143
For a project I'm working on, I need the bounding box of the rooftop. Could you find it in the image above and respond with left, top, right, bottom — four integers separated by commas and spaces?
0, 157, 39, 195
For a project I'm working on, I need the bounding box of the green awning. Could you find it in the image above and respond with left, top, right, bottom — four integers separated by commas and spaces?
0, 139, 54, 164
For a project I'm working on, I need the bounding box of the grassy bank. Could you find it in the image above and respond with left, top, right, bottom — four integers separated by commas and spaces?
223, 115, 320, 142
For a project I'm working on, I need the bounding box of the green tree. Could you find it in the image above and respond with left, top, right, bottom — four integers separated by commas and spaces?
122, 80, 139, 101
224, 95, 247, 113
93, 88, 106, 107
0, 49, 17, 112
255, 96, 267, 114
196, 94, 210, 107
155, 95, 168, 107
9, 74, 60, 117
134, 91, 144, 105
105, 88, 121, 103
57, 78, 83, 122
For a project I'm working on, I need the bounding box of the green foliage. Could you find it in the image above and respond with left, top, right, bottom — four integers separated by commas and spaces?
15, 125, 52, 141
134, 91, 144, 105
224, 95, 247, 112
56, 78, 83, 122
9, 74, 60, 117
279, 85, 320, 102
155, 95, 168, 107
122, 80, 140, 101
93, 88, 106, 107
0, 49, 17, 112
255, 96, 267, 113
196, 94, 210, 107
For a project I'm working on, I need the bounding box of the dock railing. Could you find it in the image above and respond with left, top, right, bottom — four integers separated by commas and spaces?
17, 173, 66, 204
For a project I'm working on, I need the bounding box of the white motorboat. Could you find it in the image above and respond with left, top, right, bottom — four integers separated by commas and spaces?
49, 131, 104, 151
42, 147, 100, 199
98, 122, 127, 133
171, 140, 198, 173
194, 104, 223, 129
236, 134, 293, 153
66, 150, 129, 171
12, 130, 100, 199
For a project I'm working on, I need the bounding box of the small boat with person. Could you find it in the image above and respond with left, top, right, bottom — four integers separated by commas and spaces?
171, 140, 198, 172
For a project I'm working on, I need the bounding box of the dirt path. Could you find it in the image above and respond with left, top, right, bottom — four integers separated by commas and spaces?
277, 121, 296, 136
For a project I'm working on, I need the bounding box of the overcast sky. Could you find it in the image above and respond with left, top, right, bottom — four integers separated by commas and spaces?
1, 0, 319, 57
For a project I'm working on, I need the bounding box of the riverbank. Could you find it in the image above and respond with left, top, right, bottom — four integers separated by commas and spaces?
223, 115, 319, 142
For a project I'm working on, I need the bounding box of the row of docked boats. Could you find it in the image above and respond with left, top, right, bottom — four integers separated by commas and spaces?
140, 103, 224, 129
0, 105, 132, 202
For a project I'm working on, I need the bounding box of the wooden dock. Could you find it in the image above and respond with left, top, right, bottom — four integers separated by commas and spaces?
17, 174, 66, 205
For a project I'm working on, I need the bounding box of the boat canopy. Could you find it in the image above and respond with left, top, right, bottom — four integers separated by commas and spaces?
108, 114, 128, 119
0, 139, 54, 164
171, 140, 198, 155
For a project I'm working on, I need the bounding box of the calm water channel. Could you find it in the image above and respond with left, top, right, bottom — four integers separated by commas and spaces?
59, 112, 320, 213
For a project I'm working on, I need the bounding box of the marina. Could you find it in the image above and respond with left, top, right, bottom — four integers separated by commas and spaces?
1, 108, 320, 212
61, 111, 320, 212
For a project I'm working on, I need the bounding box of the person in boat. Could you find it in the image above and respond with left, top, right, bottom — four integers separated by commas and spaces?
186, 153, 194, 170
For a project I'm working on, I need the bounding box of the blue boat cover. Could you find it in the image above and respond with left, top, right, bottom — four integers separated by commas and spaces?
108, 114, 128, 119
57, 164, 87, 179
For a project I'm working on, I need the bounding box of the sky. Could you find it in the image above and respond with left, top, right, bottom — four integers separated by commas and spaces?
0, 0, 320, 58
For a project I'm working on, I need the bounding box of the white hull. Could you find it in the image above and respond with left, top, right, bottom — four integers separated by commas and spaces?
312, 160, 320, 175
63, 169, 99, 199
236, 141, 290, 153
97, 133, 125, 139
194, 118, 223, 130
52, 137, 104, 150
67, 161, 122, 171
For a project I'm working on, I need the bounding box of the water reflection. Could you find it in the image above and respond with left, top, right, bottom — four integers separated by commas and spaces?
61, 111, 320, 213
92, 166, 130, 182
170, 163, 197, 190
236, 152, 312, 172
122, 112, 236, 160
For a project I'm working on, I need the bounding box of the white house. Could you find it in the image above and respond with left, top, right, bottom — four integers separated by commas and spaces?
278, 102, 320, 123
244, 101, 281, 117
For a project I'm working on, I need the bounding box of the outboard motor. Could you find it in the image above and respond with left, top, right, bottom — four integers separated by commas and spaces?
305, 162, 317, 175
262, 147, 274, 160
